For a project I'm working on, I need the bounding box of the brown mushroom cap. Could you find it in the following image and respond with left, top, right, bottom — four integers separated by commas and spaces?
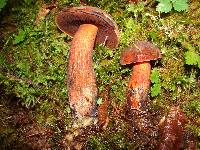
56, 6, 119, 49
120, 41, 162, 65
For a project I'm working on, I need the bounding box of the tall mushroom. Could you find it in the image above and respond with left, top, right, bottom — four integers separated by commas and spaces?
56, 6, 119, 126
120, 41, 162, 110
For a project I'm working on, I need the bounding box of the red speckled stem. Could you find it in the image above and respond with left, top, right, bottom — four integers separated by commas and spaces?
127, 62, 151, 110
67, 24, 98, 119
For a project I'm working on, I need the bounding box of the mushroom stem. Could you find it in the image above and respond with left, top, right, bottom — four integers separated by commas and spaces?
127, 62, 151, 110
68, 24, 98, 119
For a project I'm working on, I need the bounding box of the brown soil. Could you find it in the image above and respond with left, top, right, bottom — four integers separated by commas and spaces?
0, 89, 53, 150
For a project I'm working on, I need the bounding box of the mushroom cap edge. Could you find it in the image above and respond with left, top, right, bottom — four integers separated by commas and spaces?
56, 6, 120, 49
120, 41, 162, 65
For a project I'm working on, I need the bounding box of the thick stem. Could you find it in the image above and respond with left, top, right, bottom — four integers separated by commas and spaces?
67, 24, 98, 119
127, 62, 151, 110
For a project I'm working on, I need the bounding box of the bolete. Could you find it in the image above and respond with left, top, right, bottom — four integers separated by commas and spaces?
120, 41, 161, 110
158, 106, 187, 150
56, 6, 119, 126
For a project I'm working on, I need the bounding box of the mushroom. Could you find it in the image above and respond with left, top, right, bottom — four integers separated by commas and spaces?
120, 41, 162, 110
56, 6, 119, 125
157, 106, 187, 150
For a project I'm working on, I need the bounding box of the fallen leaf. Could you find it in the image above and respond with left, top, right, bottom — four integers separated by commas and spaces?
35, 3, 56, 25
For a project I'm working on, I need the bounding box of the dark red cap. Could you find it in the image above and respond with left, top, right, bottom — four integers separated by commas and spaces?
56, 6, 119, 49
120, 41, 162, 65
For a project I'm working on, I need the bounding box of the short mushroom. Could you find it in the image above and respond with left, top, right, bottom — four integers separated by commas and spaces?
120, 41, 161, 110
56, 6, 119, 125
158, 106, 187, 150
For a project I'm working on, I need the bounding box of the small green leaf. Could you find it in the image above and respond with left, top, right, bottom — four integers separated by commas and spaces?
150, 68, 161, 97
184, 50, 200, 66
156, 0, 172, 13
172, 0, 188, 12
14, 29, 26, 44
150, 68, 160, 83
151, 83, 161, 97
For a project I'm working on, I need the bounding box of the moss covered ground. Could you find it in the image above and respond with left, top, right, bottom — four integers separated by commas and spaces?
0, 0, 199, 149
